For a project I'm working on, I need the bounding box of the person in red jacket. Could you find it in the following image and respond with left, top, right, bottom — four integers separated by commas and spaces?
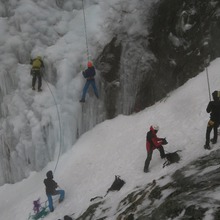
144, 125, 168, 173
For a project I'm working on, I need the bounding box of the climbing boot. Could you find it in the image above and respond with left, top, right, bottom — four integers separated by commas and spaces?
204, 144, 211, 150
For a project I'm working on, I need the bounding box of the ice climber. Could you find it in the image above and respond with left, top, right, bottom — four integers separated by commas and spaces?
204, 90, 220, 150
144, 125, 168, 173
79, 61, 99, 103
30, 56, 44, 92
44, 170, 65, 212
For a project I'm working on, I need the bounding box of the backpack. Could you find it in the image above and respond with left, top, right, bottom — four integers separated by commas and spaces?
64, 215, 73, 220
106, 175, 125, 194
90, 175, 125, 201
32, 58, 42, 69
33, 198, 41, 213
163, 150, 181, 168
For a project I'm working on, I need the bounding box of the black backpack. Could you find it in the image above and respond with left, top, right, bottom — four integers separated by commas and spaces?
64, 215, 73, 220
107, 175, 125, 193
163, 150, 181, 168
90, 175, 125, 201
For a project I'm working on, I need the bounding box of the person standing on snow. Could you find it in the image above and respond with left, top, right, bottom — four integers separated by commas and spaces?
144, 125, 168, 173
204, 91, 220, 150
44, 170, 65, 212
79, 61, 99, 103
30, 56, 44, 92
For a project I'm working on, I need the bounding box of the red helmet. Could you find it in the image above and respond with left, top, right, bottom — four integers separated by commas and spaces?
87, 61, 93, 67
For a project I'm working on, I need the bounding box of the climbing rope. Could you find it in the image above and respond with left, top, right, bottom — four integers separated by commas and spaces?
82, 0, 90, 62
197, 3, 213, 101
205, 66, 211, 101
42, 76, 62, 173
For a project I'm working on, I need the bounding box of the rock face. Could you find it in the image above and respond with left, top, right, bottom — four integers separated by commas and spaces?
75, 149, 220, 220
96, 0, 220, 118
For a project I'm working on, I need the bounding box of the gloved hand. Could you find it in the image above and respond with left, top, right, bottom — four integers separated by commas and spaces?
161, 138, 168, 145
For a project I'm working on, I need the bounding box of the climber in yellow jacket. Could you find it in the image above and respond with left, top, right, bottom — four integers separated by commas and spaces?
30, 56, 44, 92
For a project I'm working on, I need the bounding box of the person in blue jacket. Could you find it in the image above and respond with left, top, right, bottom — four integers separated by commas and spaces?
80, 61, 99, 103
44, 170, 65, 212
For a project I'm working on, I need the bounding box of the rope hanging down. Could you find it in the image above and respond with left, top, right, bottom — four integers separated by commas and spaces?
205, 66, 211, 101
31, 76, 63, 209
198, 3, 212, 101
43, 76, 62, 173
204, 55, 211, 101
82, 0, 90, 62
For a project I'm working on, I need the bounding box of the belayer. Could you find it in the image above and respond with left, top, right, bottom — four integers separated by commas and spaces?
30, 56, 44, 92
204, 90, 220, 150
144, 125, 168, 173
44, 170, 65, 212
80, 61, 99, 103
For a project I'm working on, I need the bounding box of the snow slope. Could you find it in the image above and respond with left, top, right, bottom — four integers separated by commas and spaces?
0, 58, 219, 219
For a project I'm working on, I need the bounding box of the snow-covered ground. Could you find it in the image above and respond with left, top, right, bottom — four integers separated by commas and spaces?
0, 57, 220, 219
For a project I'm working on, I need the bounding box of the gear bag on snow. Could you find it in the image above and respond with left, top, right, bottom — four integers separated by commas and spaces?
33, 198, 41, 213
64, 215, 73, 220
57, 214, 74, 220
163, 150, 181, 168
28, 198, 49, 220
90, 175, 125, 201
107, 175, 125, 193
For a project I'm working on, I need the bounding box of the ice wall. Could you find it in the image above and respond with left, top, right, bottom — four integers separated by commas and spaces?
0, 0, 158, 185
0, 0, 106, 185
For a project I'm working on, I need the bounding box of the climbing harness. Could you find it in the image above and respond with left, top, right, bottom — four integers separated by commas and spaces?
82, 0, 90, 62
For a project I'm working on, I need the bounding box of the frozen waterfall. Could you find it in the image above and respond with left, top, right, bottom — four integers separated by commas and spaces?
0, 0, 105, 185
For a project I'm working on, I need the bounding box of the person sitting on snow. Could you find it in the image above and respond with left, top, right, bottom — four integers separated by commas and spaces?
144, 125, 168, 173
30, 56, 44, 92
204, 90, 220, 150
44, 170, 65, 212
79, 61, 99, 103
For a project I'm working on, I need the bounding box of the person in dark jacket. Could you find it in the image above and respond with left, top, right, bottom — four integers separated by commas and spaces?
204, 91, 220, 149
144, 125, 168, 173
79, 61, 99, 103
44, 170, 65, 212
30, 56, 44, 92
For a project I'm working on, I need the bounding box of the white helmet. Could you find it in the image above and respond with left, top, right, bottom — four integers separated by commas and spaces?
152, 124, 159, 131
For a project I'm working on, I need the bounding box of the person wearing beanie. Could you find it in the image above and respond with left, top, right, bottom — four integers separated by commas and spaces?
144, 125, 168, 173
204, 90, 220, 149
79, 61, 99, 103
43, 170, 65, 212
